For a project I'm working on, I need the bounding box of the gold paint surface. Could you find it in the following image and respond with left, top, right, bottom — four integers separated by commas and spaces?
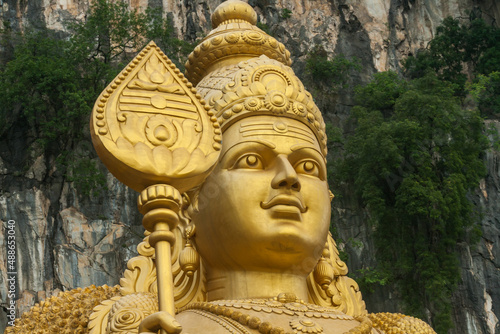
90, 41, 221, 193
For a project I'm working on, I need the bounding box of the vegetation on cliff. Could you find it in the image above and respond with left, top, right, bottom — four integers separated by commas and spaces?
332, 16, 499, 333
342, 71, 487, 333
0, 0, 192, 196
405, 16, 500, 118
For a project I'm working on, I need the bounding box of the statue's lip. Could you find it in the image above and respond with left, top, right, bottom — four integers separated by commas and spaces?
260, 195, 307, 213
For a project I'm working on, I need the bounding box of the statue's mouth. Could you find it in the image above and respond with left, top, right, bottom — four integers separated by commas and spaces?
260, 195, 307, 213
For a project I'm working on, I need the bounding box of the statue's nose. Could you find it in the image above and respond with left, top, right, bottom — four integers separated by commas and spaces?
271, 155, 301, 191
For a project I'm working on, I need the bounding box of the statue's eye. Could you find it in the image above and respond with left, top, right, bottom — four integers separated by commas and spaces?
295, 160, 320, 177
232, 154, 264, 169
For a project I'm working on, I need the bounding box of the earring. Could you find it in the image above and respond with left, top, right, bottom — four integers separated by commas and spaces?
179, 225, 200, 277
313, 242, 335, 290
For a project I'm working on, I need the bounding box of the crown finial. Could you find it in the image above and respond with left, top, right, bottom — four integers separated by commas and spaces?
211, 0, 257, 28
185, 0, 292, 86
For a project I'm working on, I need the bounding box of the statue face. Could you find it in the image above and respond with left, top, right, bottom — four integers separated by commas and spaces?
192, 115, 331, 275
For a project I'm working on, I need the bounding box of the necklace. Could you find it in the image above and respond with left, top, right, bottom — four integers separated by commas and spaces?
180, 293, 372, 334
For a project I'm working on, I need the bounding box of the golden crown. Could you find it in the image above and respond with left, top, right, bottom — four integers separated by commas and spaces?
185, 0, 327, 156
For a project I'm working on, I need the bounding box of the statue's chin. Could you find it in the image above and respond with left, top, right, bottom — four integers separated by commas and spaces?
202, 237, 320, 275
245, 236, 321, 274
265, 247, 319, 274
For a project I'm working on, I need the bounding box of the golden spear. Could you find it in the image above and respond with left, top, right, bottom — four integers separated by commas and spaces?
90, 41, 221, 332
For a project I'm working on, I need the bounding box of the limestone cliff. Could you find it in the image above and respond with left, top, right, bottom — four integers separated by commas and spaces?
0, 0, 499, 333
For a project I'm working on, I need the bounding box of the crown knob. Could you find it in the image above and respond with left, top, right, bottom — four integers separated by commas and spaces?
211, 0, 257, 28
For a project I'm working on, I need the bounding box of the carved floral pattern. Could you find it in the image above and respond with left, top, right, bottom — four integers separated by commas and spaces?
108, 307, 148, 333
90, 41, 221, 193
289, 319, 324, 334
196, 57, 328, 157
103, 293, 157, 334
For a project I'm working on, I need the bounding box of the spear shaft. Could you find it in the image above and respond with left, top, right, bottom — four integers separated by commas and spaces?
139, 185, 182, 334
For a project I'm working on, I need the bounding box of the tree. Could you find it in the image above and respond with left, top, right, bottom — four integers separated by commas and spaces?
0, 29, 86, 144
0, 0, 192, 196
305, 44, 360, 90
467, 71, 500, 119
342, 71, 487, 333
66, 0, 193, 102
404, 17, 500, 101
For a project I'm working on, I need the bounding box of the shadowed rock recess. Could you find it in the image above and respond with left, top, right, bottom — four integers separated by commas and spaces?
0, 0, 499, 333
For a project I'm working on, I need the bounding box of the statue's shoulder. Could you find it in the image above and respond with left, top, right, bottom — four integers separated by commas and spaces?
4, 284, 120, 334
176, 299, 436, 334
176, 299, 375, 334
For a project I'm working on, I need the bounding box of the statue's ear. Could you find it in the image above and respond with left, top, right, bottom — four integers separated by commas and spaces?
182, 187, 200, 220
178, 192, 193, 232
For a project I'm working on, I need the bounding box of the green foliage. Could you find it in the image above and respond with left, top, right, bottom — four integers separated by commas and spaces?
354, 267, 389, 293
0, 0, 191, 197
67, 0, 192, 96
352, 71, 408, 118
56, 150, 108, 197
0, 21, 16, 66
306, 45, 361, 90
325, 122, 344, 188
68, 158, 108, 197
343, 71, 487, 333
404, 17, 500, 97
256, 22, 271, 35
466, 71, 500, 118
280, 8, 292, 20
144, 8, 194, 70
0, 29, 87, 143
486, 122, 500, 150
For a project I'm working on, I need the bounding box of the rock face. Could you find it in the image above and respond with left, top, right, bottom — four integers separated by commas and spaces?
0, 1, 499, 333
453, 120, 500, 334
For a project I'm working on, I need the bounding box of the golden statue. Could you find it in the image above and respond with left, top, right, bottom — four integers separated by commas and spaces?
5, 1, 435, 334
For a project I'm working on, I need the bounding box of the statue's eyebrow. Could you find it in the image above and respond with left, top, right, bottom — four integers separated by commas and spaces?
242, 139, 276, 148
290, 143, 327, 163
290, 143, 320, 152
